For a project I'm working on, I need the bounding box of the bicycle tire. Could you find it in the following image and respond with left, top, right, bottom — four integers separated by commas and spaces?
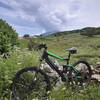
12, 67, 51, 100
72, 60, 92, 86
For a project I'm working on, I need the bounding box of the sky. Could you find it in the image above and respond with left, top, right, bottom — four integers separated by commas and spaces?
0, 0, 100, 36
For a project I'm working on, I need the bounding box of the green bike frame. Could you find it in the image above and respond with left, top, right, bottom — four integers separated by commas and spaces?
47, 51, 65, 61
47, 51, 81, 79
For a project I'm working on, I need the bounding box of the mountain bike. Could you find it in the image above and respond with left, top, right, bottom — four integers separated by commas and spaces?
12, 44, 92, 100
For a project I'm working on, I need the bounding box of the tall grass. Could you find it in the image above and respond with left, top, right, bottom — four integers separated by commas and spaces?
0, 34, 100, 100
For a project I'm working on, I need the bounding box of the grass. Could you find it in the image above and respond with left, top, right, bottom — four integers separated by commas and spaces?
49, 84, 100, 100
0, 33, 100, 100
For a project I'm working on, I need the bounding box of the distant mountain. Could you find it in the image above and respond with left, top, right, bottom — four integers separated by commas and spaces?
41, 30, 60, 36
41, 27, 100, 37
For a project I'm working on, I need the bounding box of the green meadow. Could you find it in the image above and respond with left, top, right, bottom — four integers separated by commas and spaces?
0, 33, 100, 100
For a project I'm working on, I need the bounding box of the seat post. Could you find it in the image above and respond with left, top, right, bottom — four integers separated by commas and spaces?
67, 52, 71, 65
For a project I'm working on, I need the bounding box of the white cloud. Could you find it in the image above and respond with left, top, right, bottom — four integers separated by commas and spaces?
0, 0, 100, 35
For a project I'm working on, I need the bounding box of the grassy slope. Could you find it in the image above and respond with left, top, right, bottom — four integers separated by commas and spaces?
0, 33, 100, 100
32, 33, 100, 65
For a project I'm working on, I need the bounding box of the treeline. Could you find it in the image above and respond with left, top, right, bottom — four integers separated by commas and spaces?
0, 19, 18, 54
80, 27, 100, 36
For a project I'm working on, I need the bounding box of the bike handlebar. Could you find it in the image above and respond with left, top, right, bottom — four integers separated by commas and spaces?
33, 43, 47, 50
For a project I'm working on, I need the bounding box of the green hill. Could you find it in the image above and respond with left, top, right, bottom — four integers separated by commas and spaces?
44, 27, 100, 37
0, 21, 100, 99
28, 33, 100, 64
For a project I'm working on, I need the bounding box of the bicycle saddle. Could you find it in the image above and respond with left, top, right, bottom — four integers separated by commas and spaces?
66, 47, 77, 54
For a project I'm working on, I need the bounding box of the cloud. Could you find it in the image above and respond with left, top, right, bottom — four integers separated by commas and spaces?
0, 0, 81, 35
0, 0, 100, 35
0, 1, 14, 10
78, 0, 100, 27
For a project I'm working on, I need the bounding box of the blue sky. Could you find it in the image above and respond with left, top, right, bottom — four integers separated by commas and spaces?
0, 0, 100, 36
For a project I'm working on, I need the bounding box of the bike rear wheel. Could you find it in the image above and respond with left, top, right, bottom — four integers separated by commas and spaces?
72, 60, 92, 86
12, 67, 51, 100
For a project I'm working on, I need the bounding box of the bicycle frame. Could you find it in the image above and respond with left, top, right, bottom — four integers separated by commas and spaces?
42, 50, 80, 82
47, 51, 65, 61
47, 51, 71, 65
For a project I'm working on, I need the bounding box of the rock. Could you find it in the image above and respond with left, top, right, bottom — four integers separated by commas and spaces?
90, 65, 94, 70
96, 62, 100, 67
75, 63, 88, 73
41, 60, 64, 90
91, 74, 100, 82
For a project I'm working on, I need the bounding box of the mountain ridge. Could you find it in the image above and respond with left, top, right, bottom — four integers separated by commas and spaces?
41, 27, 100, 37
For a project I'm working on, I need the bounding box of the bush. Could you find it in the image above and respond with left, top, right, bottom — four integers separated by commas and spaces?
0, 19, 18, 54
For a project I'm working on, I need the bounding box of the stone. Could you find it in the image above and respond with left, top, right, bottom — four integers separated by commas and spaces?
91, 74, 100, 82
96, 62, 100, 68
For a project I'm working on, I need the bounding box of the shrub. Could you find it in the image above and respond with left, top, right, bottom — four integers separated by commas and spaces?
0, 19, 18, 54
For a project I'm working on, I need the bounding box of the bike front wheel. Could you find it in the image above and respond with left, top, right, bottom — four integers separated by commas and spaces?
12, 67, 51, 100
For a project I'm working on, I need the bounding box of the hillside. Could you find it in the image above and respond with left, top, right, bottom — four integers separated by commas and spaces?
0, 29, 100, 100
20, 33, 100, 65
42, 27, 100, 36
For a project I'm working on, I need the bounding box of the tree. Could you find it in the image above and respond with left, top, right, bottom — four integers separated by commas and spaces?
23, 34, 30, 38
0, 19, 18, 54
